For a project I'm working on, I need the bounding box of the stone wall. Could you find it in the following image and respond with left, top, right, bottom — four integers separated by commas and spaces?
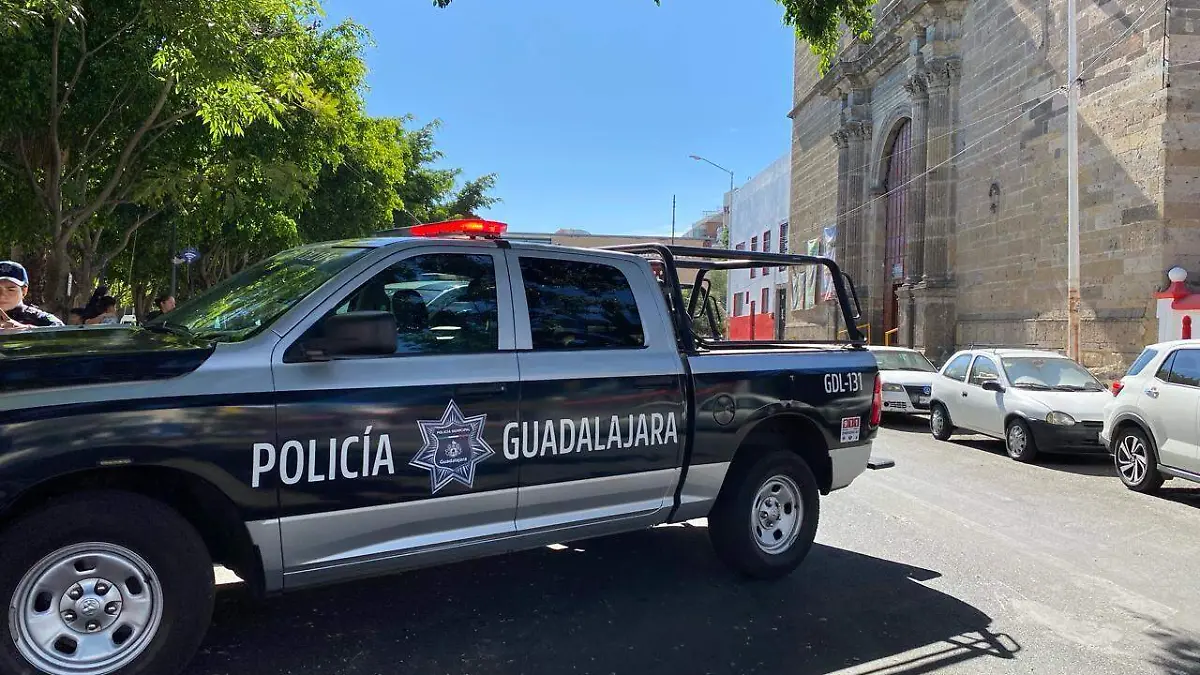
786, 45, 843, 340
784, 0, 1197, 370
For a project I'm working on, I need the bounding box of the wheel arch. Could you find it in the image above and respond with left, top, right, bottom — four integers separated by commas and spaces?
1111, 413, 1157, 454
725, 412, 832, 494
0, 465, 265, 596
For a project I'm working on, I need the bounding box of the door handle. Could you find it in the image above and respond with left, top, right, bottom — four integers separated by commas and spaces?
1144, 387, 1159, 399
456, 382, 507, 396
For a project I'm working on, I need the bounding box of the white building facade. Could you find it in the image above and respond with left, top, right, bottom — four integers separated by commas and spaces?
727, 154, 792, 340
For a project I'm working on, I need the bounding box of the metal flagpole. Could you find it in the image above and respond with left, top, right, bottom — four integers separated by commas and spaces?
671, 195, 676, 244
1067, 0, 1081, 360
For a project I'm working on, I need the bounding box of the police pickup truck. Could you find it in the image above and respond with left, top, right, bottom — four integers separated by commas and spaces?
0, 219, 884, 675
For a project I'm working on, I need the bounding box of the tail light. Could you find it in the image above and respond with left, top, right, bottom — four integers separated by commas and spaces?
870, 374, 883, 427
1111, 380, 1124, 396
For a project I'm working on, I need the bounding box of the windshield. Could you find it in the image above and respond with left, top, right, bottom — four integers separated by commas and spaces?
150, 244, 369, 342
1001, 356, 1105, 391
873, 350, 937, 372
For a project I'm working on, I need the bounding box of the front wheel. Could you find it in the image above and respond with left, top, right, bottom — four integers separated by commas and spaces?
1114, 427, 1164, 493
0, 491, 215, 675
930, 403, 953, 441
1005, 419, 1039, 462
709, 450, 820, 580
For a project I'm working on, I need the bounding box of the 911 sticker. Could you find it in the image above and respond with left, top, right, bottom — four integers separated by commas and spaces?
840, 417, 861, 443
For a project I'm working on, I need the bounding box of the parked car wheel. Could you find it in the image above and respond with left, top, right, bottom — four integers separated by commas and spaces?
0, 491, 214, 675
1113, 426, 1165, 493
709, 450, 820, 580
1005, 418, 1039, 462
930, 403, 953, 441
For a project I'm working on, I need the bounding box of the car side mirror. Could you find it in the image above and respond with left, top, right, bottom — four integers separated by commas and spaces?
299, 311, 397, 361
981, 380, 1005, 393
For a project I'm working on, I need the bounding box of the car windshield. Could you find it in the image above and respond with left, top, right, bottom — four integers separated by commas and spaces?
148, 244, 369, 342
873, 350, 937, 372
1000, 356, 1105, 391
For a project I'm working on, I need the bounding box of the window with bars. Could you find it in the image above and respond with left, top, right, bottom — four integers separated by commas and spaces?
761, 287, 769, 313
750, 236, 757, 278
762, 230, 771, 275
778, 222, 789, 270
733, 293, 744, 317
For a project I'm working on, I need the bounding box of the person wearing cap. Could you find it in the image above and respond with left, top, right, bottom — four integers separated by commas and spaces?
0, 261, 64, 330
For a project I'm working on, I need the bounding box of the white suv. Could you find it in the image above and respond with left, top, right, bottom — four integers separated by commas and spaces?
1101, 340, 1200, 493
929, 348, 1113, 461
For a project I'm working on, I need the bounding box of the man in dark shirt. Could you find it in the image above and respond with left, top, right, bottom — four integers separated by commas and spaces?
0, 261, 63, 330
145, 293, 175, 322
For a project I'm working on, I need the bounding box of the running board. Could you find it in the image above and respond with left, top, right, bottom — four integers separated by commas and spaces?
1159, 464, 1200, 482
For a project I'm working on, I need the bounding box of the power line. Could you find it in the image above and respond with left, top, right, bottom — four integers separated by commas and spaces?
831, 88, 1062, 225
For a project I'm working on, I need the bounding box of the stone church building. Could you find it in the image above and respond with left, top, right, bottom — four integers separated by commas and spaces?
784, 0, 1200, 372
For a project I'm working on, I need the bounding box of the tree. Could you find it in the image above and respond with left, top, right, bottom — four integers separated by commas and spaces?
390, 120, 500, 228
431, 0, 874, 73
0, 0, 350, 313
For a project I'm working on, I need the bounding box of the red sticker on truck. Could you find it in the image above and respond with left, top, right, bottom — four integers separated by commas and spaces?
840, 417, 861, 443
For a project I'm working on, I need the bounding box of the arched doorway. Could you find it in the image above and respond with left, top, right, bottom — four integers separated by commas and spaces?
883, 119, 912, 336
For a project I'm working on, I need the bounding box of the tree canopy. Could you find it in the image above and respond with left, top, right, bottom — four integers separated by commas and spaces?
0, 0, 498, 316
431, 0, 874, 72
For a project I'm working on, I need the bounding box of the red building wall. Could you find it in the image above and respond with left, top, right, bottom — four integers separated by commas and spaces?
728, 313, 775, 341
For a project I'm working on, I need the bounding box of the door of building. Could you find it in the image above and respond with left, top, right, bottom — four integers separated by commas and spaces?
775, 287, 787, 339
883, 119, 912, 338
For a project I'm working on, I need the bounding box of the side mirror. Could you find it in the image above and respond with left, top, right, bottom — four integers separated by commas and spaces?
300, 311, 396, 361
981, 380, 1005, 393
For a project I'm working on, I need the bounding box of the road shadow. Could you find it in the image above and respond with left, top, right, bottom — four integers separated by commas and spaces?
1156, 486, 1200, 510
1130, 615, 1200, 675
187, 527, 1019, 675
881, 414, 930, 435
953, 437, 1116, 478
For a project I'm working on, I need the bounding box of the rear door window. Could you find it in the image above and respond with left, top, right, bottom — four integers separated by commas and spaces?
1167, 349, 1200, 387
518, 257, 645, 351
942, 354, 972, 381
1156, 351, 1178, 382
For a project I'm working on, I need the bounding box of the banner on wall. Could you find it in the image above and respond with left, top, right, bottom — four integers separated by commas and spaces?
803, 237, 820, 308
820, 225, 837, 301
791, 270, 805, 311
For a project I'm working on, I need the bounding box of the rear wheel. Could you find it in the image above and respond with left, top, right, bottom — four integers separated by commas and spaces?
1005, 419, 1039, 462
0, 491, 214, 675
709, 450, 820, 580
1114, 426, 1164, 493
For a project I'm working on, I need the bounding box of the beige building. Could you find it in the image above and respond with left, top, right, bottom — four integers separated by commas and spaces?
785, 0, 1200, 373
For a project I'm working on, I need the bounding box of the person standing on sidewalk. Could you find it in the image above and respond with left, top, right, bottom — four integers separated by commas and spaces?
0, 261, 63, 330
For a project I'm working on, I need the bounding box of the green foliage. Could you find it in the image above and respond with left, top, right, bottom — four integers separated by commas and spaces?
431, 0, 874, 73
0, 0, 497, 314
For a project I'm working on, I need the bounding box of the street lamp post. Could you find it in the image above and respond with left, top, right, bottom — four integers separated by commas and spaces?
689, 155, 735, 247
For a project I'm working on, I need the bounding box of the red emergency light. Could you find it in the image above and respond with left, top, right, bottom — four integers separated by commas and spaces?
409, 219, 508, 238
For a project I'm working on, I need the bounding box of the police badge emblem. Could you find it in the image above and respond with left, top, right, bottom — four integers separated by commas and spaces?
411, 400, 495, 493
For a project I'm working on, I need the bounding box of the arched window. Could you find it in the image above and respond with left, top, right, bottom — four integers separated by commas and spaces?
883, 119, 912, 332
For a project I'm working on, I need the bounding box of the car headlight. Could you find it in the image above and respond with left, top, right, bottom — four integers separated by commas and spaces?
882, 383, 905, 392
1046, 411, 1077, 426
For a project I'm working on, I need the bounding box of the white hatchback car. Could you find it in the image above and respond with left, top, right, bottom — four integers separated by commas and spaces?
868, 346, 937, 416
929, 348, 1113, 461
1101, 340, 1200, 493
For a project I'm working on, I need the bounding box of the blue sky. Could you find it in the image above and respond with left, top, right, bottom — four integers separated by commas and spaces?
324, 0, 796, 235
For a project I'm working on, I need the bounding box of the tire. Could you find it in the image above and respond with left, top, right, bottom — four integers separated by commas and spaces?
1113, 426, 1164, 493
0, 491, 214, 675
709, 450, 820, 580
1005, 418, 1039, 462
930, 403, 953, 441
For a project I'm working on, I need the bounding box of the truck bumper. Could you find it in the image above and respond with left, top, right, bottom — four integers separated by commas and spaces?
829, 442, 875, 491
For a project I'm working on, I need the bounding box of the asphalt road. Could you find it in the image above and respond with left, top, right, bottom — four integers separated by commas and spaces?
186, 418, 1200, 675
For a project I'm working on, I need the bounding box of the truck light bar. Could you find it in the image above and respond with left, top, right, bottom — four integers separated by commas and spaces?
409, 219, 508, 238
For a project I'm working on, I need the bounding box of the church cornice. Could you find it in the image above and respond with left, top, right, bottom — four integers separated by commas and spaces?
788, 0, 967, 117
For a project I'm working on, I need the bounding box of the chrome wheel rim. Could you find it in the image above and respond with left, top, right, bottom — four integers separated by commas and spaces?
9, 542, 163, 675
1116, 434, 1148, 485
750, 475, 803, 555
1007, 424, 1026, 457
931, 408, 945, 436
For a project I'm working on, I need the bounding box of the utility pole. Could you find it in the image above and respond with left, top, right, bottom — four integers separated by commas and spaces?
671, 195, 676, 244
1066, 0, 1081, 360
